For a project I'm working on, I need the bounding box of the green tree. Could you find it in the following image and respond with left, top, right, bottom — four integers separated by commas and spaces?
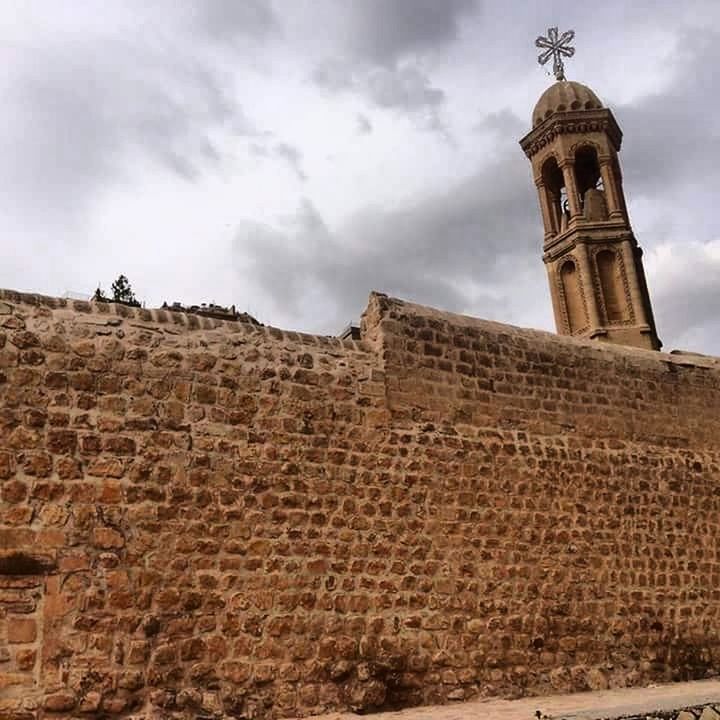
110, 274, 139, 306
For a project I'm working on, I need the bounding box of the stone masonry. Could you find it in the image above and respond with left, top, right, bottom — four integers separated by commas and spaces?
0, 288, 719, 719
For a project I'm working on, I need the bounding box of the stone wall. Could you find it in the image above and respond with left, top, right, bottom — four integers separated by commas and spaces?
0, 288, 719, 719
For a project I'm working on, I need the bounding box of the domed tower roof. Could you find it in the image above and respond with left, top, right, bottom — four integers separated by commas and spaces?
532, 80, 604, 127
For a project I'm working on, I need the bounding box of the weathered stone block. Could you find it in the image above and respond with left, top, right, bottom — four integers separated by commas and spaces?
7, 618, 36, 644
0, 451, 15, 479
10, 331, 40, 349
0, 672, 31, 689
91, 527, 125, 550
43, 691, 76, 712
15, 648, 36, 671
0, 552, 56, 576
46, 429, 77, 454
78, 690, 102, 712
1, 480, 27, 504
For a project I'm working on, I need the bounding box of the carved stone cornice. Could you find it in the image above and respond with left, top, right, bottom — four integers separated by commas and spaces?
541, 221, 633, 256
519, 108, 623, 159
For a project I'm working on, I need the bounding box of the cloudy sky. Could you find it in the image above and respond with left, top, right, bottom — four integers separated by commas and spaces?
2, 1, 719, 354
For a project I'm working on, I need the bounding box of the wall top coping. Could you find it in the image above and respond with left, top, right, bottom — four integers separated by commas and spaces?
368, 292, 720, 372
0, 287, 368, 353
2, 287, 717, 372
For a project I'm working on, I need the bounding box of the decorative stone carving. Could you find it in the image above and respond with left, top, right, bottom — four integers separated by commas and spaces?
557, 256, 590, 335
591, 246, 635, 326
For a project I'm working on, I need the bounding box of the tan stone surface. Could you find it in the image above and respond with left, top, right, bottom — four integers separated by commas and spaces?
298, 679, 720, 720
0, 288, 719, 719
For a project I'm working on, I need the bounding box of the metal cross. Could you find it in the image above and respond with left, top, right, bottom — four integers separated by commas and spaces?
536, 27, 575, 81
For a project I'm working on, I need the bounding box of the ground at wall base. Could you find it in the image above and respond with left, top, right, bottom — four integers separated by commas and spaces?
294, 678, 720, 720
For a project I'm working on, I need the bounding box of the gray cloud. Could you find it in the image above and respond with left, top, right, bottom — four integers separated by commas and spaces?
1, 1, 275, 227
236, 138, 540, 332
365, 65, 444, 111
313, 60, 448, 130
617, 30, 720, 200
312, 58, 355, 93
342, 0, 477, 65
246, 137, 308, 180
176, 0, 279, 44
310, 0, 477, 128
274, 143, 307, 181
649, 242, 720, 354
356, 113, 373, 135
475, 109, 527, 140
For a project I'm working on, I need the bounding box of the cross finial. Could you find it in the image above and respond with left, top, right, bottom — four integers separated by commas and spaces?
536, 27, 575, 81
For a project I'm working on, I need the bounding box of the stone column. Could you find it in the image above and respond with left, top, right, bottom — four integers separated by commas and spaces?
620, 240, 649, 327
535, 180, 556, 238
599, 157, 623, 220
548, 191, 561, 235
574, 242, 602, 332
560, 161, 582, 219
545, 261, 564, 333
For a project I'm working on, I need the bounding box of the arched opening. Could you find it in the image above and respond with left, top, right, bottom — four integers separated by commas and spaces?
575, 145, 608, 221
596, 250, 629, 324
560, 260, 586, 333
575, 146, 602, 195
541, 156, 569, 234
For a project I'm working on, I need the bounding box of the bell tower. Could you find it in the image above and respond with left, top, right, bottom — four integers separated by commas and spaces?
519, 30, 661, 351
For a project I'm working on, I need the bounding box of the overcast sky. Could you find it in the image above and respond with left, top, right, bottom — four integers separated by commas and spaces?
2, 1, 719, 354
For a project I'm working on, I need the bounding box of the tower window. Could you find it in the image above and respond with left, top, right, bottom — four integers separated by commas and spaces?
541, 157, 567, 234
575, 146, 602, 197
575, 146, 608, 220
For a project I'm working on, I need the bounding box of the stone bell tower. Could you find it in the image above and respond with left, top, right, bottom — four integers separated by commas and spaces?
519, 76, 662, 351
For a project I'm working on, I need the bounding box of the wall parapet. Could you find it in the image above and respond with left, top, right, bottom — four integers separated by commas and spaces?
0, 287, 370, 353
370, 294, 720, 448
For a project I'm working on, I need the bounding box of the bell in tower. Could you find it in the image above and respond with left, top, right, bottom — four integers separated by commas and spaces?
519, 28, 662, 351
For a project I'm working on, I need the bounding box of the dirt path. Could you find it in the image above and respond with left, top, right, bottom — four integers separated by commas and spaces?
293, 679, 720, 720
